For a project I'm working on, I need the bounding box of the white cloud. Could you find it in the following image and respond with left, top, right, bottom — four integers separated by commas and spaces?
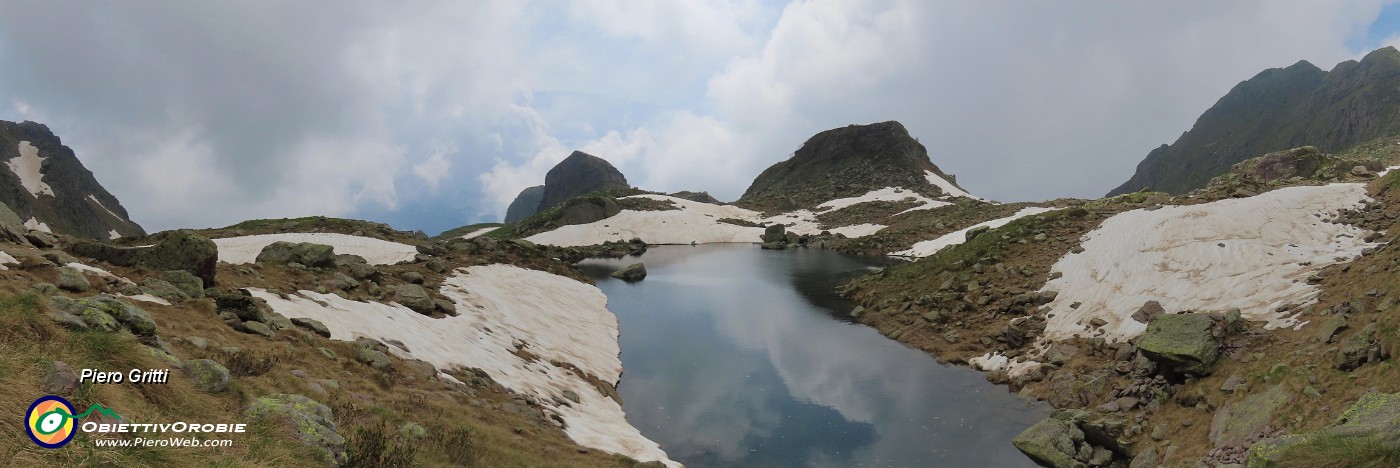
413, 141, 456, 192
0, 1, 1393, 229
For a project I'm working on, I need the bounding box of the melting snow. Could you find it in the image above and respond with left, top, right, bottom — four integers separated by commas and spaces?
108, 230, 121, 240
88, 195, 123, 219
1037, 184, 1378, 343
460, 226, 498, 239
969, 352, 1040, 375
924, 170, 983, 201
123, 294, 172, 306
213, 233, 418, 265
0, 251, 16, 270
24, 217, 51, 233
8, 142, 54, 197
816, 187, 951, 213
527, 193, 908, 247
248, 264, 676, 466
890, 207, 1058, 258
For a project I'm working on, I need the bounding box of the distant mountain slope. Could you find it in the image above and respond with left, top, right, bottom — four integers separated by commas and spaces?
1109, 46, 1400, 196
536, 151, 630, 212
0, 120, 145, 239
505, 185, 546, 223
737, 121, 973, 211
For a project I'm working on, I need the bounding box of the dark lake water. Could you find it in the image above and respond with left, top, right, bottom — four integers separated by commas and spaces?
579, 245, 1049, 468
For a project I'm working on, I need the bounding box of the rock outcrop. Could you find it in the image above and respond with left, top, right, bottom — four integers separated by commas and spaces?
1110, 46, 1400, 196
536, 151, 630, 213
0, 120, 146, 239
504, 185, 546, 223
737, 121, 969, 210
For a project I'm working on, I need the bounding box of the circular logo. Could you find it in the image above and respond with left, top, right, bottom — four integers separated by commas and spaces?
26, 396, 76, 448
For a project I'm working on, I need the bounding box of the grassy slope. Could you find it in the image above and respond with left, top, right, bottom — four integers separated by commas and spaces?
0, 232, 636, 466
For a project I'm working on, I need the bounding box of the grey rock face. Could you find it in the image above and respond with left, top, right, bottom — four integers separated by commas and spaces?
504, 185, 546, 223
536, 151, 630, 211
0, 120, 146, 239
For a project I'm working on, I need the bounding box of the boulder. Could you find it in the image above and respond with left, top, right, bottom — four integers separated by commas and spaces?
140, 278, 189, 302
210, 290, 272, 323
68, 231, 218, 286
56, 295, 157, 336
291, 317, 331, 338
183, 359, 230, 392
1013, 418, 1085, 468
556, 197, 622, 225
763, 224, 787, 243
56, 266, 92, 292
1137, 313, 1221, 376
966, 226, 991, 242
42, 361, 79, 395
611, 263, 647, 282
1131, 301, 1165, 324
159, 270, 205, 298
238, 321, 276, 339
256, 241, 335, 268
244, 394, 345, 464
390, 284, 435, 315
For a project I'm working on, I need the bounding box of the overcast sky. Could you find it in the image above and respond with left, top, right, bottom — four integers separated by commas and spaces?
2, 1, 1399, 234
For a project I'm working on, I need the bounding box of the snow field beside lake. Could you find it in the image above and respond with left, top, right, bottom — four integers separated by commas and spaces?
1037, 183, 1378, 343
249, 264, 677, 467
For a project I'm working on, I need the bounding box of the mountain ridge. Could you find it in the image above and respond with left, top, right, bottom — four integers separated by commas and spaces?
1109, 46, 1400, 196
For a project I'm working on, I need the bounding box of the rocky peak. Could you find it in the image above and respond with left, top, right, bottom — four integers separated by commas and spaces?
0, 120, 145, 239
504, 185, 545, 223
738, 121, 968, 210
535, 151, 630, 212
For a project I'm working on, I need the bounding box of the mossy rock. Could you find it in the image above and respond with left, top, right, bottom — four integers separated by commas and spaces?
56, 266, 92, 292
159, 270, 205, 298
183, 359, 230, 392
244, 394, 345, 464
1137, 313, 1221, 376
1247, 392, 1400, 466
255, 241, 336, 268
1012, 418, 1086, 468
141, 278, 190, 303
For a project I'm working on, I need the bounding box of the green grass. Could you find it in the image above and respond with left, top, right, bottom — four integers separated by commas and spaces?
1270, 434, 1400, 468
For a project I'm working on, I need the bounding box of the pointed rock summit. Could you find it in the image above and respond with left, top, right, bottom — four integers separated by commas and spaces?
0, 120, 145, 239
1110, 46, 1400, 196
738, 121, 969, 210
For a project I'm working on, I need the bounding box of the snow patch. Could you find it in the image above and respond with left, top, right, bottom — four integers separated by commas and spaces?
247, 264, 675, 466
122, 294, 172, 306
1037, 184, 1377, 343
890, 207, 1058, 258
816, 186, 951, 213
1378, 165, 1400, 177
969, 352, 1040, 377
108, 230, 121, 240
0, 251, 16, 270
88, 195, 123, 219
8, 141, 54, 197
460, 227, 498, 239
213, 233, 418, 265
924, 170, 983, 201
527, 191, 928, 247
24, 217, 51, 233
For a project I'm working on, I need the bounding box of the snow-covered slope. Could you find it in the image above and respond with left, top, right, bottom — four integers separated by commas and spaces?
1035, 183, 1378, 343
924, 170, 982, 201
890, 207, 1057, 258
526, 188, 965, 247
212, 233, 418, 265
249, 264, 676, 467
8, 141, 54, 197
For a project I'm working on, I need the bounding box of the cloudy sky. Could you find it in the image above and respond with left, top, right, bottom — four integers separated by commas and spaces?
2, 1, 1399, 234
